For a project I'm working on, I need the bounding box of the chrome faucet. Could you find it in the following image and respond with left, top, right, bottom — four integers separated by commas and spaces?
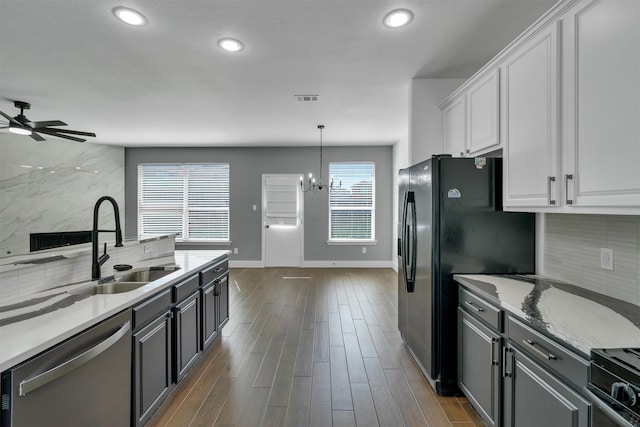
91, 196, 123, 280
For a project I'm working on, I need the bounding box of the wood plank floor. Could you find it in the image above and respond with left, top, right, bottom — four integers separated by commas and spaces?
146, 268, 485, 427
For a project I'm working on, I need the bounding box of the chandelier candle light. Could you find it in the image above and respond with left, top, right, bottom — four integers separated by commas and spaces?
302, 125, 341, 193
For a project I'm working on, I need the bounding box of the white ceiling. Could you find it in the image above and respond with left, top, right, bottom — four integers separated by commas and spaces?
0, 0, 556, 147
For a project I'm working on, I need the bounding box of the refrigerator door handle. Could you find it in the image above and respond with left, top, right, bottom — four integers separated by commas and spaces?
401, 191, 409, 289
407, 192, 417, 292
402, 191, 416, 292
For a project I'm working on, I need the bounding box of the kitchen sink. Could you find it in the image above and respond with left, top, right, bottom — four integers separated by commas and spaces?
69, 281, 149, 295
113, 266, 181, 283
68, 266, 181, 295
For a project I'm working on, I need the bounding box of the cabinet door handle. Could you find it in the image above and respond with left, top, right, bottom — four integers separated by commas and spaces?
502, 347, 512, 378
522, 339, 557, 361
564, 174, 573, 205
491, 338, 499, 366
464, 301, 485, 313
19, 321, 131, 396
548, 176, 556, 205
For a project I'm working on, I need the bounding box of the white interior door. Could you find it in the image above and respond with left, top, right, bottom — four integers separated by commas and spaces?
263, 174, 303, 267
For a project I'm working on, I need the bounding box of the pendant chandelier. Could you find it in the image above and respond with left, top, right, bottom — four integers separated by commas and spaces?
301, 125, 341, 193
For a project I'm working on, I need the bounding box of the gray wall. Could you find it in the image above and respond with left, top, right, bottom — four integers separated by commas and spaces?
125, 146, 393, 264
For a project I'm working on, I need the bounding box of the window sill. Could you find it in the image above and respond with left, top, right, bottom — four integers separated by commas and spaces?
326, 240, 377, 246
176, 240, 232, 246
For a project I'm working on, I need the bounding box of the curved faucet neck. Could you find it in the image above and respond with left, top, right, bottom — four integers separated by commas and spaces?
91, 196, 123, 280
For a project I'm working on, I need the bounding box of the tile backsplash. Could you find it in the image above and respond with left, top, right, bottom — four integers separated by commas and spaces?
544, 213, 640, 306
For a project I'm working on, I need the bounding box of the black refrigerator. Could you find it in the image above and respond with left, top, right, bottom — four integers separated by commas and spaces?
398, 155, 535, 396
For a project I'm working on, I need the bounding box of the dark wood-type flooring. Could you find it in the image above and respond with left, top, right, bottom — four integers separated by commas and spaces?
146, 268, 485, 427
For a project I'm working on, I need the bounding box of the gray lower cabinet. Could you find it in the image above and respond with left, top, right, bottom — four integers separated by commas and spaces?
201, 280, 218, 349
458, 284, 592, 427
217, 274, 229, 329
458, 308, 501, 427
503, 345, 590, 427
133, 310, 172, 427
132, 288, 173, 427
174, 291, 201, 382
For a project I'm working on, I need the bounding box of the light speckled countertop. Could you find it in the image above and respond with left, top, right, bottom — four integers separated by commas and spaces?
0, 250, 229, 372
454, 274, 640, 357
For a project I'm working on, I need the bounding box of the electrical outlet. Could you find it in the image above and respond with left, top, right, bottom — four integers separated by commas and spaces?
144, 245, 152, 254
362, 247, 367, 254
233, 248, 238, 254
600, 248, 614, 271
252, 204, 257, 211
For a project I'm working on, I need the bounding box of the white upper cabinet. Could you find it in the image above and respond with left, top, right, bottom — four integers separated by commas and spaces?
467, 69, 500, 155
561, 0, 640, 211
439, 0, 640, 214
443, 95, 467, 157
441, 69, 500, 158
502, 23, 560, 209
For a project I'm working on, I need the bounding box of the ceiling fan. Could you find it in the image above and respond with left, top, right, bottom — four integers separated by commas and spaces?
0, 100, 96, 142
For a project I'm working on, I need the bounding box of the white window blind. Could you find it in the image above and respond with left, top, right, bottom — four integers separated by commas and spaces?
328, 162, 375, 241
138, 163, 230, 241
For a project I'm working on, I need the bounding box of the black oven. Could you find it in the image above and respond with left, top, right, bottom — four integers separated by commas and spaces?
588, 348, 640, 427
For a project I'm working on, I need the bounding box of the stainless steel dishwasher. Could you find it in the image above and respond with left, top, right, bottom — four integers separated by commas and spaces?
1, 309, 132, 427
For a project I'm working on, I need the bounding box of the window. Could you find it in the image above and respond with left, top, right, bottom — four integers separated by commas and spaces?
328, 162, 375, 242
138, 163, 230, 241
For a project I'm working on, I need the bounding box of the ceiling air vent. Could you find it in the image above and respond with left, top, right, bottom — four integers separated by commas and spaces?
295, 94, 319, 102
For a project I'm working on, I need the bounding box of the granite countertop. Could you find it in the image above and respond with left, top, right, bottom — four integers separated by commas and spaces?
0, 249, 229, 372
454, 274, 640, 357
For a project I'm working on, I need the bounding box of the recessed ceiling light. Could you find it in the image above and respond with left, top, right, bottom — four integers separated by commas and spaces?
383, 9, 414, 28
113, 7, 148, 26
217, 38, 244, 52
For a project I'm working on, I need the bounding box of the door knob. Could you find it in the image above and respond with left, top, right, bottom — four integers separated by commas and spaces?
265, 225, 270, 228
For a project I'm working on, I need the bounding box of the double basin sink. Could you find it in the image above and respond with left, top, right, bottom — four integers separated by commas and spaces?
70, 266, 181, 295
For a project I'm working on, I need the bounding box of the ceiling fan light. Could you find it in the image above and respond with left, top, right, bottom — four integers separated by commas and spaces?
113, 7, 148, 26
9, 124, 32, 136
383, 9, 414, 28
218, 38, 244, 52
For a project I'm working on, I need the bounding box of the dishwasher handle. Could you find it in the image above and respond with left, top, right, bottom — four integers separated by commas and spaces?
19, 321, 131, 396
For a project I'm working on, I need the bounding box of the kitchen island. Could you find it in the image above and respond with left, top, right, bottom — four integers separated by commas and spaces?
0, 248, 229, 427
0, 249, 229, 372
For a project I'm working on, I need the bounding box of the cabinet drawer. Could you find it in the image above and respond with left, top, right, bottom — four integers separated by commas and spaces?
133, 289, 172, 330
459, 287, 503, 332
173, 274, 199, 303
507, 316, 588, 389
200, 258, 228, 286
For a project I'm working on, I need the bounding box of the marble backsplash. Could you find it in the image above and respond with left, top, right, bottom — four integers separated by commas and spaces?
0, 236, 175, 305
544, 213, 640, 306
0, 133, 124, 257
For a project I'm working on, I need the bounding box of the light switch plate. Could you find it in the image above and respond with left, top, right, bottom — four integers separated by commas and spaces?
600, 248, 614, 270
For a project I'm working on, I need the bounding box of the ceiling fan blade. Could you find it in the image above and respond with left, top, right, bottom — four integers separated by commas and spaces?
35, 128, 86, 142
30, 120, 67, 128
0, 110, 18, 124
29, 132, 46, 142
38, 128, 96, 137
